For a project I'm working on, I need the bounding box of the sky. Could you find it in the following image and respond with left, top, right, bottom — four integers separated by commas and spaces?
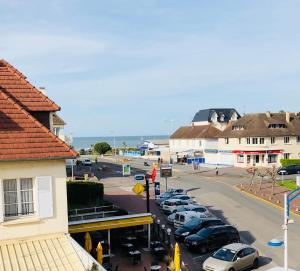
1, 0, 300, 137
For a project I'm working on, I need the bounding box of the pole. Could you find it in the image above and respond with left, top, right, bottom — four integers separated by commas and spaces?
71, 159, 74, 181
148, 224, 151, 249
146, 176, 150, 213
108, 229, 111, 256
284, 193, 288, 271
165, 177, 168, 192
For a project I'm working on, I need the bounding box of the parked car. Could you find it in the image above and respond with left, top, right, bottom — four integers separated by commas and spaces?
166, 203, 205, 215
162, 199, 190, 214
173, 209, 211, 229
160, 195, 194, 208
174, 217, 225, 241
184, 225, 240, 253
167, 212, 177, 224
278, 165, 300, 175
82, 158, 92, 166
203, 243, 259, 271
167, 188, 187, 195
155, 192, 174, 205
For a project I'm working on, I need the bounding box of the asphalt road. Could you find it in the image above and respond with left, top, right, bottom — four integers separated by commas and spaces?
97, 157, 300, 270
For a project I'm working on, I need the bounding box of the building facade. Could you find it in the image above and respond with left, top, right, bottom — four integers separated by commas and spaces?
0, 60, 104, 270
170, 108, 240, 164
219, 112, 300, 168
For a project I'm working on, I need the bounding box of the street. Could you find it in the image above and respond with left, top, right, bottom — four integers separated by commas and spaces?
97, 157, 300, 270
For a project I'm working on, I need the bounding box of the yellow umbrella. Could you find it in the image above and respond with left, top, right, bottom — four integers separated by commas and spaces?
84, 232, 92, 253
174, 242, 180, 271
97, 242, 103, 264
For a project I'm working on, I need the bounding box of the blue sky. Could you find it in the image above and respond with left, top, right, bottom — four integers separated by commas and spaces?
1, 0, 300, 137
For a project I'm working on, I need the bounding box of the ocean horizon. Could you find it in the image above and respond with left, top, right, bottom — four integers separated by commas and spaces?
72, 135, 168, 150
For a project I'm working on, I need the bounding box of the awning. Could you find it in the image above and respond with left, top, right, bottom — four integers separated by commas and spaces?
233, 150, 282, 155
0, 233, 105, 271
69, 213, 153, 234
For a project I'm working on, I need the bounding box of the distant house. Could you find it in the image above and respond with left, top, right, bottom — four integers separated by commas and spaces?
219, 112, 300, 167
53, 112, 66, 141
0, 60, 104, 270
170, 108, 240, 164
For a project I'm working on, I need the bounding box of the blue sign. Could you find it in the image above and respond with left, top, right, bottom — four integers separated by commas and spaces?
268, 239, 284, 247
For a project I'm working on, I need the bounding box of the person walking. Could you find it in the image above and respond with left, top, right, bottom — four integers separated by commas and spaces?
216, 165, 219, 176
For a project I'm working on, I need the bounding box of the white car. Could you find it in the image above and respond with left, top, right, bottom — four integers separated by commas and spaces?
167, 213, 177, 224
174, 210, 210, 228
162, 199, 190, 214
160, 195, 194, 208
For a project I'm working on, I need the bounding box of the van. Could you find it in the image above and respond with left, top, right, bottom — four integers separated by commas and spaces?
174, 210, 209, 228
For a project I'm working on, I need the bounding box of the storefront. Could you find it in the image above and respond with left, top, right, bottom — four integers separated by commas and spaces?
232, 149, 283, 167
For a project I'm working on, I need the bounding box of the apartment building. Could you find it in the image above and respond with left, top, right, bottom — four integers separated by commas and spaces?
219, 112, 300, 167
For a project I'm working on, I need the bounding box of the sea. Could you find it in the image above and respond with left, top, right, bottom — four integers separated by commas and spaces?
72, 135, 168, 150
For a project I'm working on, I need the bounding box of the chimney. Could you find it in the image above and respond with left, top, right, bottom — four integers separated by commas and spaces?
286, 112, 290, 123
266, 111, 271, 118
39, 87, 46, 94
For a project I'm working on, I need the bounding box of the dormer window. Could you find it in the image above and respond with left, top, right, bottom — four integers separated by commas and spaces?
220, 113, 225, 122
231, 112, 238, 121
232, 125, 244, 130
211, 112, 218, 122
268, 124, 287, 129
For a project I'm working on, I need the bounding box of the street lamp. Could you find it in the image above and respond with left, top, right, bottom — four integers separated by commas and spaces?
167, 228, 172, 249
161, 224, 166, 243
157, 219, 161, 238
164, 119, 174, 164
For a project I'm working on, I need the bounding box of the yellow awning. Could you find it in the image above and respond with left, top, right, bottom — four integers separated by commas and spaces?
69, 213, 153, 234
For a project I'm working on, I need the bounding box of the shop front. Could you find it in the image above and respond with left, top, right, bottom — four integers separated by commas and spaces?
233, 149, 283, 167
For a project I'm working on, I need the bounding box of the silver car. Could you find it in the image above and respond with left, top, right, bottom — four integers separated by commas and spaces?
203, 243, 259, 271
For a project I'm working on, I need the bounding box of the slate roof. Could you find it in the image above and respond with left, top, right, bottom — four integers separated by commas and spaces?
53, 113, 66, 126
0, 87, 76, 161
0, 60, 60, 112
192, 108, 240, 123
221, 113, 300, 138
170, 125, 222, 139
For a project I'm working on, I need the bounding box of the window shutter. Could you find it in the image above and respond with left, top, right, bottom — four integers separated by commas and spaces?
0, 180, 3, 222
36, 176, 53, 219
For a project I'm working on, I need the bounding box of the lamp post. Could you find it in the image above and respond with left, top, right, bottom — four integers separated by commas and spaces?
157, 219, 160, 239
167, 228, 172, 248
164, 119, 174, 164
161, 224, 166, 243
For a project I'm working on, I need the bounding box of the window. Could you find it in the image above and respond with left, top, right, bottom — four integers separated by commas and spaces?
271, 137, 276, 144
237, 155, 244, 163
247, 155, 251, 163
238, 138, 242, 144
284, 137, 290, 144
246, 138, 251, 144
252, 138, 258, 144
225, 138, 229, 144
199, 140, 202, 146
297, 136, 300, 143
284, 153, 290, 159
53, 127, 61, 136
260, 138, 265, 144
268, 154, 278, 163
268, 124, 287, 129
3, 178, 34, 218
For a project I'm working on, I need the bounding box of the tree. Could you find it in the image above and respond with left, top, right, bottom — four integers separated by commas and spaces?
297, 112, 300, 119
247, 166, 258, 186
266, 165, 279, 195
93, 142, 111, 155
257, 168, 268, 190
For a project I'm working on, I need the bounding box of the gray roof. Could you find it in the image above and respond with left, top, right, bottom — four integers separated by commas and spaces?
192, 108, 240, 123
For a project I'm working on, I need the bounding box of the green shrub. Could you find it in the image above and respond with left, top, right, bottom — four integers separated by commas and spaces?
280, 159, 300, 167
67, 181, 104, 207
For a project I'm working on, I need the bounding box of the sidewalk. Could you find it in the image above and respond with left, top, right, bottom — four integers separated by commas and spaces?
236, 180, 300, 215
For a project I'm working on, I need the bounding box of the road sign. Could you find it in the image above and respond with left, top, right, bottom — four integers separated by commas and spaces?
135, 174, 145, 183
160, 164, 172, 178
122, 164, 131, 176
132, 183, 145, 195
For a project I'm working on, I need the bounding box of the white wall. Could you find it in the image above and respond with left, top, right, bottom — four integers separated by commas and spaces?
0, 159, 68, 241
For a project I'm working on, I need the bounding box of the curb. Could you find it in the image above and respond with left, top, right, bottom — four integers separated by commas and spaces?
234, 185, 300, 219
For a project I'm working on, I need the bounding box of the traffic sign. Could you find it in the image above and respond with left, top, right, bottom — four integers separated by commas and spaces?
132, 183, 145, 195
135, 174, 145, 183
160, 164, 172, 178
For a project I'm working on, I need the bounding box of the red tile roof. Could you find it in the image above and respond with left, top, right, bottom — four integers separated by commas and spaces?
0, 60, 60, 112
0, 87, 77, 161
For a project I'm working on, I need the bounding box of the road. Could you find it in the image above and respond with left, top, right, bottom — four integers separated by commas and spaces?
98, 157, 300, 270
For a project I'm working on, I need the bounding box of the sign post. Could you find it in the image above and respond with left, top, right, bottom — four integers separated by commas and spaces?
154, 182, 160, 199
160, 164, 172, 191
122, 164, 131, 176
145, 174, 150, 213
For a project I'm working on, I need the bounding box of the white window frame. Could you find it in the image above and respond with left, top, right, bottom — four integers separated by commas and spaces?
260, 138, 265, 144
246, 138, 251, 144
297, 136, 300, 143
225, 138, 229, 144
252, 138, 258, 144
2, 178, 35, 220
284, 153, 290, 159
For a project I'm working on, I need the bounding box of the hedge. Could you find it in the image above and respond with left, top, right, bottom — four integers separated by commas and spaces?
280, 159, 300, 167
67, 181, 104, 206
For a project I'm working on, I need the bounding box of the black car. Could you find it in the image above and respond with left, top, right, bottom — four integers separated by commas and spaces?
184, 225, 240, 254
278, 165, 300, 175
174, 217, 225, 241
